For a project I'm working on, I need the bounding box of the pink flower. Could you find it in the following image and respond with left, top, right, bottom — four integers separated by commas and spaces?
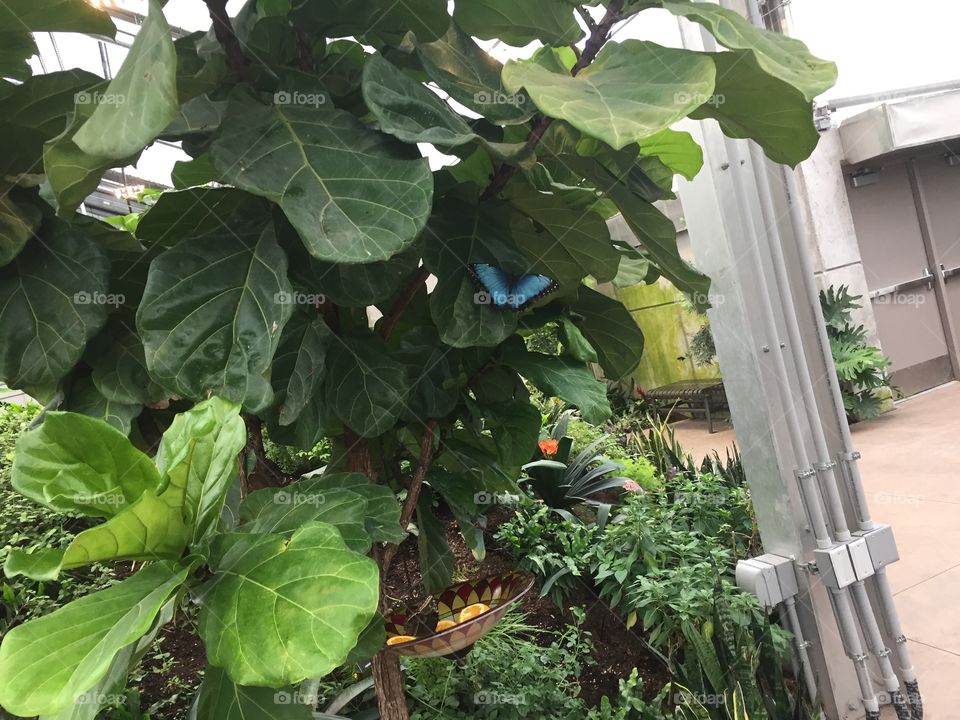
623, 480, 642, 493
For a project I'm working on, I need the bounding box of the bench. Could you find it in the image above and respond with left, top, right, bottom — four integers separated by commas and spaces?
644, 379, 727, 433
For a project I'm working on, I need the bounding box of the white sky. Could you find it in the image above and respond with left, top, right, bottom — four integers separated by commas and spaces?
32, 1, 960, 186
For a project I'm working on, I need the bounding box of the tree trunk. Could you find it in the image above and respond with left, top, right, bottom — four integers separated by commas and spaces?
371, 651, 408, 720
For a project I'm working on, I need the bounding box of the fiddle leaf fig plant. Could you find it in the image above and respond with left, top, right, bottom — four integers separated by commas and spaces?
0, 0, 834, 717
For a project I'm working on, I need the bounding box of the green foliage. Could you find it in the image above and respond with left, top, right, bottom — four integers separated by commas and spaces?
689, 321, 717, 367
0, 2, 835, 715
820, 285, 895, 421
406, 609, 595, 719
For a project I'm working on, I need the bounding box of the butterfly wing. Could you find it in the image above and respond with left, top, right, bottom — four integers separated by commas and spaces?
469, 263, 514, 308
507, 273, 557, 310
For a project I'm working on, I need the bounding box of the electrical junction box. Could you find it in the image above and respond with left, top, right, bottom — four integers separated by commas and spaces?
814, 545, 857, 589
735, 554, 800, 608
854, 524, 900, 571
846, 536, 875, 581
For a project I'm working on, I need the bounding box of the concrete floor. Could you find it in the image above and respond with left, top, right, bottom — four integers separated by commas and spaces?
672, 381, 960, 719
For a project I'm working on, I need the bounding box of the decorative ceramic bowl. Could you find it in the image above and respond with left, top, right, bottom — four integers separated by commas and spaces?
384, 571, 534, 657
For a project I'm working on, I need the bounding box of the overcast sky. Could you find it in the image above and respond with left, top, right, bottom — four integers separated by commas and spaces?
36, 0, 960, 185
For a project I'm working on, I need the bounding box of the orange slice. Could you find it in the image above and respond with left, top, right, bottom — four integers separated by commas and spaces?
457, 603, 490, 623
435, 620, 457, 632
386, 635, 416, 646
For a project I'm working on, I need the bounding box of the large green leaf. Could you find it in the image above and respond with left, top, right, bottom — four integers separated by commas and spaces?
507, 184, 619, 286
309, 472, 406, 545
73, 0, 178, 159
662, 1, 837, 102
363, 54, 525, 161
199, 522, 379, 686
0, 0, 115, 35
239, 479, 371, 553
0, 195, 40, 267
137, 223, 292, 411
453, 0, 582, 47
0, 562, 188, 718
503, 41, 715, 150
210, 94, 433, 264
292, 0, 449, 43
0, 33, 36, 82
158, 397, 247, 544
88, 324, 168, 406
690, 50, 820, 167
416, 487, 454, 594
486, 399, 541, 467
572, 287, 644, 381
11, 411, 160, 518
395, 326, 460, 421
637, 128, 703, 181
62, 374, 143, 435
293, 251, 420, 308
135, 188, 270, 248
417, 22, 534, 125
189, 666, 313, 720
324, 334, 410, 438
271, 314, 332, 426
0, 219, 110, 392
501, 341, 611, 424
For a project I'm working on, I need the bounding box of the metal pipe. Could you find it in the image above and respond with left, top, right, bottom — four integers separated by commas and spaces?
821, 79, 960, 111
783, 596, 818, 705
829, 589, 882, 719
850, 581, 911, 720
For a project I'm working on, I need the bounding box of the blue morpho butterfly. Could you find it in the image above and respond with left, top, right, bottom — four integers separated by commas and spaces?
468, 263, 557, 312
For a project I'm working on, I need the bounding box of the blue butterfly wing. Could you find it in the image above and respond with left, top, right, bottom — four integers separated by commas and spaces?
508, 274, 557, 310
470, 263, 514, 307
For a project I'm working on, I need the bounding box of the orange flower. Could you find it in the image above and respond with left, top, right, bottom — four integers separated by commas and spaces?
538, 438, 559, 457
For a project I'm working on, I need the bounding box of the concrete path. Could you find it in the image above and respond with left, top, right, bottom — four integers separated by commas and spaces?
672, 382, 960, 719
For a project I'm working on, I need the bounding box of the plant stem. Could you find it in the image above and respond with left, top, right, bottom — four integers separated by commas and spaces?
203, 0, 251, 82
479, 0, 624, 201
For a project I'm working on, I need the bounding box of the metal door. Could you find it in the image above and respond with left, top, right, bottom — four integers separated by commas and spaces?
845, 161, 954, 395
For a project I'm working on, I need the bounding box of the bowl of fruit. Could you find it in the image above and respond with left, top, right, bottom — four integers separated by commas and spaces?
383, 571, 534, 657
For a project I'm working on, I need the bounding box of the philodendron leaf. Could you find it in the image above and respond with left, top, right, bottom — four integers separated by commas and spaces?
417, 22, 534, 125
572, 287, 645, 381
158, 397, 247, 545
325, 334, 411, 438
0, 218, 110, 392
637, 128, 703, 181
662, 1, 837, 102
137, 223, 293, 412
210, 94, 433, 264
0, 561, 189, 718
12, 412, 161, 519
502, 40, 715, 150
73, 0, 178, 159
239, 479, 371, 553
0, 195, 40, 267
363, 54, 526, 162
189, 666, 313, 720
199, 522, 379, 687
501, 340, 611, 425
453, 0, 582, 47
690, 51, 821, 167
